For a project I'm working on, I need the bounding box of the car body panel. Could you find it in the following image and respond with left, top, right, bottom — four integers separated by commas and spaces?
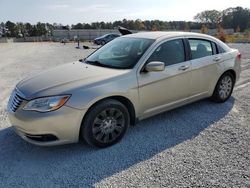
9, 105, 86, 145
137, 61, 192, 118
17, 61, 130, 100
190, 55, 220, 96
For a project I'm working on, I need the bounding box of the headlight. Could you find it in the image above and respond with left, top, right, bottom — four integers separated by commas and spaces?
23, 95, 70, 112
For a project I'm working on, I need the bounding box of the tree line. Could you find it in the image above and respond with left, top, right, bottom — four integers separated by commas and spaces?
194, 6, 250, 32
1, 6, 249, 38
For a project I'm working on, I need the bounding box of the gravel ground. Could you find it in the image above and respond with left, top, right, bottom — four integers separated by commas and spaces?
0, 42, 249, 187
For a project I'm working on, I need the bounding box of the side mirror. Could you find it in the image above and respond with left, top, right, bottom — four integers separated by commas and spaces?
145, 61, 165, 72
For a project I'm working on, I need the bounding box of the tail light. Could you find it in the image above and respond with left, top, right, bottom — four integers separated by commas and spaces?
237, 52, 241, 60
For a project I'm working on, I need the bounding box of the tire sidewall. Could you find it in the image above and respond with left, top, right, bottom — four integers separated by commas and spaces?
213, 72, 235, 103
82, 100, 130, 148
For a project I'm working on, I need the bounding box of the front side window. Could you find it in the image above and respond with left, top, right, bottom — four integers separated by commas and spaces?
85, 37, 154, 69
147, 39, 185, 66
188, 39, 213, 59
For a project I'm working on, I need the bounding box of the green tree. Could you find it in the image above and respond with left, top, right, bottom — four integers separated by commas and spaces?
25, 23, 33, 36
36, 22, 47, 36
46, 23, 55, 36
5, 21, 17, 37
83, 23, 92, 29
194, 10, 222, 27
15, 22, 26, 37
0, 22, 6, 37
222, 7, 250, 31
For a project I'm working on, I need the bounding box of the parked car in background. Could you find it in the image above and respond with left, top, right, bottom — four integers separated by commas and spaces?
94, 33, 120, 45
8, 32, 241, 148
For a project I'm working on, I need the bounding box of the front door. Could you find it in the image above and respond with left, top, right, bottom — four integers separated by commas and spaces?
137, 38, 192, 118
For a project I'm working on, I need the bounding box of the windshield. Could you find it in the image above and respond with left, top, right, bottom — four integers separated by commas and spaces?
85, 37, 154, 69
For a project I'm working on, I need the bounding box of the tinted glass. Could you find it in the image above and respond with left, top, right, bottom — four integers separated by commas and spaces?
188, 39, 213, 59
147, 39, 185, 66
217, 44, 226, 53
86, 37, 154, 69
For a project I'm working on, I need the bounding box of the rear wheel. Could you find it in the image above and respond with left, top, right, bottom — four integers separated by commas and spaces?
81, 99, 129, 148
101, 40, 106, 45
211, 72, 235, 103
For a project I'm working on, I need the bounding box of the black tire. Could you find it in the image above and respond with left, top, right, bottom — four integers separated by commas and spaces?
81, 99, 130, 148
211, 72, 235, 103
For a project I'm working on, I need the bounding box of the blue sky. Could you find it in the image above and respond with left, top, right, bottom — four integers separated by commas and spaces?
0, 0, 249, 24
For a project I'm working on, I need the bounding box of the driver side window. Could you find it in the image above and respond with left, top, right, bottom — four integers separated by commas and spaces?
147, 39, 185, 66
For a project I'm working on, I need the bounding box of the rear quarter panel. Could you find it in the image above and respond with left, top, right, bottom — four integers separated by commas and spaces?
208, 49, 241, 96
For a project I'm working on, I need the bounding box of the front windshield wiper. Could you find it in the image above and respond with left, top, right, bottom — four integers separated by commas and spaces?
85, 60, 114, 69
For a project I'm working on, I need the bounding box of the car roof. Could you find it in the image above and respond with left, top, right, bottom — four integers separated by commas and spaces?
122, 31, 212, 40
121, 31, 231, 51
121, 31, 182, 39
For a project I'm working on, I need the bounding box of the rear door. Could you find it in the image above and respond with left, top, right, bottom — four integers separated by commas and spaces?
188, 38, 222, 96
137, 38, 192, 118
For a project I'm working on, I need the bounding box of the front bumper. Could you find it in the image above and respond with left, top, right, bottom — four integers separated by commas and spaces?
8, 106, 86, 146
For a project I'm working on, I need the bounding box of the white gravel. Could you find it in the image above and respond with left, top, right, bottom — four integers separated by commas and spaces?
0, 42, 249, 187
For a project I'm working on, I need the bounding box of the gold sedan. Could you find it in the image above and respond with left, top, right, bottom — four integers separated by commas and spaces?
8, 32, 241, 147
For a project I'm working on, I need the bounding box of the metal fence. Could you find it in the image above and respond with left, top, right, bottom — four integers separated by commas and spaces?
13, 37, 53, 42
1, 28, 237, 42
52, 29, 235, 41
0, 38, 7, 43
52, 29, 122, 41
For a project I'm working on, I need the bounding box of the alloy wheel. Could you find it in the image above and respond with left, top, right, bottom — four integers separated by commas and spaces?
92, 108, 125, 143
218, 75, 233, 100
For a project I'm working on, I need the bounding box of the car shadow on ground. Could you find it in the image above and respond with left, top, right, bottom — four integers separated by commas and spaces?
0, 97, 235, 187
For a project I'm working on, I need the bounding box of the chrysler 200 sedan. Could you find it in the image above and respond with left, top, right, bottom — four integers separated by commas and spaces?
8, 32, 241, 148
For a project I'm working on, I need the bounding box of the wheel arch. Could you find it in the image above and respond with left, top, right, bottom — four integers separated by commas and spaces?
213, 69, 236, 91
219, 69, 236, 84
211, 69, 236, 99
79, 95, 137, 140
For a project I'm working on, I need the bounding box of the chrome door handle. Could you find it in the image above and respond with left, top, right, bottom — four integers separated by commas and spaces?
178, 65, 190, 71
213, 57, 221, 62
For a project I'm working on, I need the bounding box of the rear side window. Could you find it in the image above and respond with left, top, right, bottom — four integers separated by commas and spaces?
217, 44, 226, 53
188, 39, 213, 59
211, 42, 226, 54
147, 39, 185, 66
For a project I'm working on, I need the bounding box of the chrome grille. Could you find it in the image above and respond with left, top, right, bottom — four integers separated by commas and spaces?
8, 89, 25, 112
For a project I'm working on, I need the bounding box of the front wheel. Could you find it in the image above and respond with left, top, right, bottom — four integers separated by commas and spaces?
211, 72, 235, 103
81, 99, 130, 148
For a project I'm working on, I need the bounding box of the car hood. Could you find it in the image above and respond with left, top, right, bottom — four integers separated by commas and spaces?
17, 61, 129, 100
